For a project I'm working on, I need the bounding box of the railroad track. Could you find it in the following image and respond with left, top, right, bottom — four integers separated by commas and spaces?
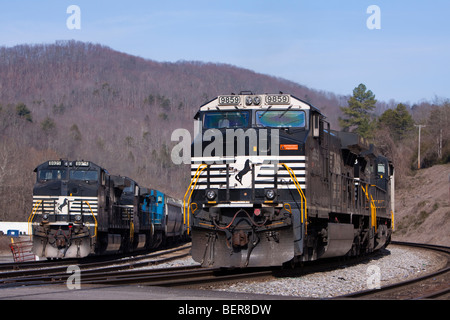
338, 241, 450, 300
0, 255, 79, 272
0, 238, 275, 289
0, 243, 192, 288
75, 241, 450, 295
1, 241, 448, 300
1, 259, 273, 289
81, 265, 274, 287
0, 242, 191, 273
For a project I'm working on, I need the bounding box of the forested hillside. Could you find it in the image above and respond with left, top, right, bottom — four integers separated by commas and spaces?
0, 41, 448, 224
0, 41, 344, 221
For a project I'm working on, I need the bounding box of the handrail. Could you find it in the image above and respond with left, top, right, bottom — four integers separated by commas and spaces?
370, 194, 377, 233
27, 200, 42, 240
130, 220, 134, 241
83, 201, 98, 239
183, 163, 208, 234
361, 185, 377, 233
279, 163, 307, 234
391, 210, 395, 231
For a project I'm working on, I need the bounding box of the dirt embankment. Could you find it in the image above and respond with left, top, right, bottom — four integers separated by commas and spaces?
393, 163, 450, 246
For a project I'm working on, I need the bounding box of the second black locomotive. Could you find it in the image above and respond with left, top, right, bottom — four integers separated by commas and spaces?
30, 160, 185, 259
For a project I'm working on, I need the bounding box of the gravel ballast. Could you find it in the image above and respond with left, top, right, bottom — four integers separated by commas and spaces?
202, 245, 446, 298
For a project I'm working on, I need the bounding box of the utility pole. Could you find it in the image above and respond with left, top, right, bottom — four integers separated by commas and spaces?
414, 124, 426, 169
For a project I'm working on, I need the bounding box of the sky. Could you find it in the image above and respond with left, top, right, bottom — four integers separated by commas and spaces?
0, 0, 449, 104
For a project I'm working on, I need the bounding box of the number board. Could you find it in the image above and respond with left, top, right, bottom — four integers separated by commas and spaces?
218, 95, 241, 106
265, 94, 290, 105
48, 160, 62, 166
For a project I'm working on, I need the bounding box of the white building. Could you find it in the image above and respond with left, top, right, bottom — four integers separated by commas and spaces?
0, 222, 29, 236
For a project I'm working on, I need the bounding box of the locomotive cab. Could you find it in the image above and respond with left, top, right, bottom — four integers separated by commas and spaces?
375, 156, 390, 191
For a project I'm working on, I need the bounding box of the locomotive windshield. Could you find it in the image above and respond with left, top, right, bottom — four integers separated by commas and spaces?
69, 170, 98, 181
203, 111, 250, 129
38, 169, 67, 181
256, 110, 306, 128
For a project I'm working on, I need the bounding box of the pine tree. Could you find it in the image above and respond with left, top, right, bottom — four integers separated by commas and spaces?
15, 103, 33, 122
378, 103, 414, 140
339, 83, 377, 138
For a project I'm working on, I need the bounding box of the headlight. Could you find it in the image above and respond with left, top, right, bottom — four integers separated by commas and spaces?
206, 189, 217, 201
245, 96, 261, 106
42, 213, 49, 220
74, 215, 82, 222
265, 189, 276, 200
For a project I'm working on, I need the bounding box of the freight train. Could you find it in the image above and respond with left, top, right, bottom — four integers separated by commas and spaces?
29, 160, 185, 259
185, 92, 394, 268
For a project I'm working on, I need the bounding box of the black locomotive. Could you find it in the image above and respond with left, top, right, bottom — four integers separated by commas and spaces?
30, 160, 185, 259
185, 92, 394, 268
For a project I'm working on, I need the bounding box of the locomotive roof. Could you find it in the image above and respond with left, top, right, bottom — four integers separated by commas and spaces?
110, 175, 135, 189
333, 131, 371, 153
197, 92, 323, 115
34, 160, 103, 172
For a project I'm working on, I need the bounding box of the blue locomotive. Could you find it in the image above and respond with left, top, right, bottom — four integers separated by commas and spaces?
29, 160, 186, 259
